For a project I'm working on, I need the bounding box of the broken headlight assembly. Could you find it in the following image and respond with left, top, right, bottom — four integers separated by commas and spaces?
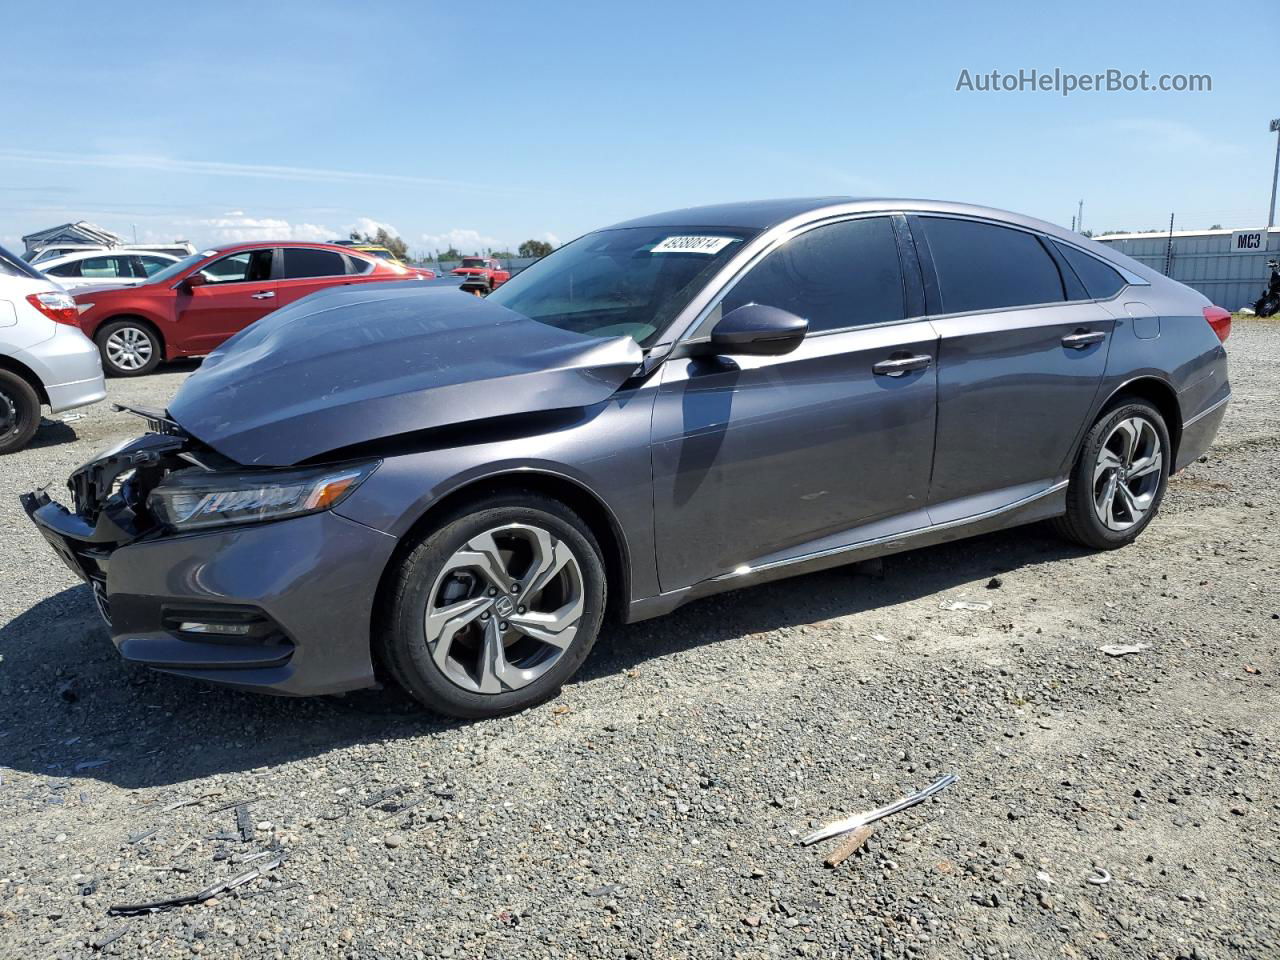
147, 461, 379, 532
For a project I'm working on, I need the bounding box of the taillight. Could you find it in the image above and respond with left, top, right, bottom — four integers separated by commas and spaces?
1203, 305, 1232, 343
25, 291, 80, 326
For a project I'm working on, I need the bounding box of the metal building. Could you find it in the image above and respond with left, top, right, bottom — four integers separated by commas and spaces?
1095, 227, 1277, 311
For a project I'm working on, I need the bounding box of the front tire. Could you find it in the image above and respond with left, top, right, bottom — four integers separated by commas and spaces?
1053, 399, 1170, 549
0, 370, 41, 454
97, 320, 161, 377
379, 492, 607, 718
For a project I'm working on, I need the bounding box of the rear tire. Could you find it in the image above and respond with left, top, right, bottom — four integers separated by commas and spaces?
0, 370, 41, 455
379, 491, 607, 718
1052, 399, 1170, 549
97, 320, 161, 377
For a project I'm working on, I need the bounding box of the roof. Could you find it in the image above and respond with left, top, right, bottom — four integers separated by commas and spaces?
608, 197, 856, 231
196, 241, 367, 255
21, 220, 124, 250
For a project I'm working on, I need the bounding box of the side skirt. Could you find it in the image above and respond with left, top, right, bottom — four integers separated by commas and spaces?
624, 481, 1068, 623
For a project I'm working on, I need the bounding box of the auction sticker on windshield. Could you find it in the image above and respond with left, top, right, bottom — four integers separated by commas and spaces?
650, 235, 739, 255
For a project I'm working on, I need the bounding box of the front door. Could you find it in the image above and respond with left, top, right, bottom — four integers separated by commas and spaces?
910, 215, 1114, 520
175, 248, 278, 354
650, 216, 939, 591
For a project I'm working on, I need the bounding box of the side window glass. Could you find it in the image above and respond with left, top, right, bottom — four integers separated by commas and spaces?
202, 250, 273, 283
282, 248, 345, 279
1052, 241, 1126, 300
922, 218, 1065, 313
137, 256, 172, 277
79, 256, 128, 278
345, 254, 374, 275
720, 217, 905, 333
47, 261, 82, 277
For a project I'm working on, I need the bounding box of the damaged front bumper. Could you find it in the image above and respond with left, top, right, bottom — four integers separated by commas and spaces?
22, 427, 397, 697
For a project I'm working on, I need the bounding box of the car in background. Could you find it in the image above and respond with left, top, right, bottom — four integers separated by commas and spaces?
450, 256, 509, 292
38, 250, 181, 290
26, 241, 196, 266
332, 240, 435, 278
74, 242, 425, 376
0, 244, 105, 453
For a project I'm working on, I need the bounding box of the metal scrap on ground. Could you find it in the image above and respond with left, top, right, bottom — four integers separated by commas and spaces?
1100, 643, 1150, 657
107, 853, 285, 916
800, 774, 958, 846
943, 600, 992, 612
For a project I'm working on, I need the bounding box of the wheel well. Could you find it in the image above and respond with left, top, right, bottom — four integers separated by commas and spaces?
97, 315, 166, 357
1102, 378, 1182, 462
371, 472, 632, 636
0, 355, 48, 405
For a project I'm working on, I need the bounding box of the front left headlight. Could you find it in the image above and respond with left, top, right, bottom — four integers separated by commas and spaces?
147, 461, 379, 532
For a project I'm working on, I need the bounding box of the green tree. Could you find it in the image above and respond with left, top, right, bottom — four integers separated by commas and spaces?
439, 246, 462, 261
518, 239, 553, 258
350, 227, 409, 262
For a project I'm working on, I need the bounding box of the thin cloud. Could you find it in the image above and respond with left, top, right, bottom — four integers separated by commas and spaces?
0, 149, 524, 194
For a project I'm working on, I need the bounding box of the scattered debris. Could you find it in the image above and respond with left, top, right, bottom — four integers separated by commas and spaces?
161, 797, 200, 813
587, 884, 619, 897
126, 827, 158, 845
800, 774, 958, 845
80, 879, 99, 897
207, 796, 256, 815
823, 824, 873, 868
1100, 644, 1150, 657
1086, 868, 1112, 886
92, 923, 130, 950
1244, 665, 1262, 675
57, 680, 79, 704
986, 577, 1003, 589
107, 853, 284, 915
362, 785, 411, 808
1036, 871, 1054, 886
235, 804, 253, 843
943, 600, 992, 612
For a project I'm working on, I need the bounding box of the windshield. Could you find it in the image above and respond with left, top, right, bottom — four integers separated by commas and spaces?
485, 226, 754, 346
460, 258, 487, 268
143, 251, 211, 285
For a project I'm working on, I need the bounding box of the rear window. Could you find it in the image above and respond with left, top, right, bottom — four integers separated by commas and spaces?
0, 244, 45, 280
1053, 241, 1127, 300
922, 217, 1065, 314
283, 248, 345, 279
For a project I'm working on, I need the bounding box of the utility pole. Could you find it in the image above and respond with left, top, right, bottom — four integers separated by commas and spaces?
1268, 117, 1280, 231
1077, 199, 1084, 234
1164, 212, 1176, 276
1071, 215, 1076, 232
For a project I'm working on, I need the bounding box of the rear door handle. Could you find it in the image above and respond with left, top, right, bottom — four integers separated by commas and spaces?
1062, 329, 1105, 349
873, 354, 932, 377
251, 291, 275, 300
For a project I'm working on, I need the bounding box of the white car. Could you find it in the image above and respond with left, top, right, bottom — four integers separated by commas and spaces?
38, 250, 181, 291
1, 244, 106, 453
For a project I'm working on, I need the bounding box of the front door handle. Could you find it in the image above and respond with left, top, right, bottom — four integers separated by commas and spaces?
872, 354, 932, 377
251, 291, 275, 300
1062, 329, 1105, 349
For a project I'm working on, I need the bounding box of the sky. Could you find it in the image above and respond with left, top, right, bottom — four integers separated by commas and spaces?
2, 0, 1277, 257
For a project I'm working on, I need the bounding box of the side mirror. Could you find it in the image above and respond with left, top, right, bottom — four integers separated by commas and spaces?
183, 272, 207, 291
706, 303, 808, 356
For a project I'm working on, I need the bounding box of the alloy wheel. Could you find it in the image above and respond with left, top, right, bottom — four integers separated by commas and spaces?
105, 327, 154, 372
1092, 416, 1163, 531
424, 523, 585, 694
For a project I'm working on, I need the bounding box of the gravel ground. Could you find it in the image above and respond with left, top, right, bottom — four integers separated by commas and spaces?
1, 323, 1277, 960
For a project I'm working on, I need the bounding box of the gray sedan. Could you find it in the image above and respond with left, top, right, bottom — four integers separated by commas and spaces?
24, 198, 1231, 718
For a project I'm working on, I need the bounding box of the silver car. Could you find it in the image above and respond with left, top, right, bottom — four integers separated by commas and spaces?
1, 244, 106, 453
24, 199, 1229, 717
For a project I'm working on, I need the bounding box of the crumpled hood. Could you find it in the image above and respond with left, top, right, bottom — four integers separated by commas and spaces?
167, 283, 643, 466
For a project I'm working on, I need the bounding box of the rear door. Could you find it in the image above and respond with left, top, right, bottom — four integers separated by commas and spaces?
274, 247, 354, 308
910, 215, 1113, 519
651, 215, 939, 590
174, 248, 278, 353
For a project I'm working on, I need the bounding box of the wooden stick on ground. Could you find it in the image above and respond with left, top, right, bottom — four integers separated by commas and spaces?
824, 825, 873, 868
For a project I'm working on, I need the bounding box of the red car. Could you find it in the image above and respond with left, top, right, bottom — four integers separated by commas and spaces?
449, 256, 510, 292
73, 242, 423, 376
